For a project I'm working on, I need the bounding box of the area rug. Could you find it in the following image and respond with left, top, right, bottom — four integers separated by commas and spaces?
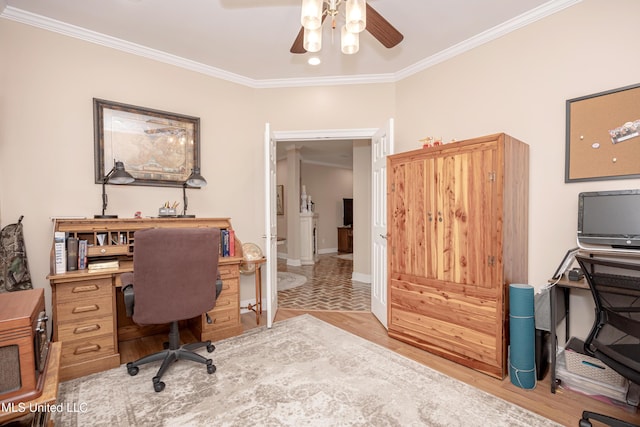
277, 271, 307, 290
53, 315, 560, 427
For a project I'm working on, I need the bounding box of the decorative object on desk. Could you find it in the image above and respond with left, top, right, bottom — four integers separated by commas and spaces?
509, 283, 536, 390
239, 242, 262, 274
94, 98, 200, 188
94, 160, 135, 219
53, 315, 560, 427
178, 168, 207, 218
0, 215, 33, 292
565, 82, 640, 182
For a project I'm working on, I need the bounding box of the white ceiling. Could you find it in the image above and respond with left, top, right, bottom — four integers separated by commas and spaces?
1, 0, 580, 88
1, 0, 580, 167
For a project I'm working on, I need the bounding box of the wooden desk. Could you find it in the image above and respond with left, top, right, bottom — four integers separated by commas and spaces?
47, 218, 244, 381
548, 277, 590, 393
244, 257, 266, 325
0, 341, 61, 426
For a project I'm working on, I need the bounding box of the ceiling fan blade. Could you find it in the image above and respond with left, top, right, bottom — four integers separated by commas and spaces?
365, 3, 403, 48
290, 26, 306, 54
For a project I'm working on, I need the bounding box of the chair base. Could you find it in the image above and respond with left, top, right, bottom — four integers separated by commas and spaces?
580, 411, 640, 427
126, 321, 216, 392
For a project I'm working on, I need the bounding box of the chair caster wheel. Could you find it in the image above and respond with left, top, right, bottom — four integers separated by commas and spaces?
127, 363, 139, 376
152, 376, 165, 392
207, 343, 215, 353
207, 360, 216, 374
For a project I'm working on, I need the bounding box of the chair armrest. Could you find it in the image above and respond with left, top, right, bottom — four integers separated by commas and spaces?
121, 272, 135, 317
216, 272, 222, 300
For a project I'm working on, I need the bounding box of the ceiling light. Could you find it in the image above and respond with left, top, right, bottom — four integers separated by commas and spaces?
308, 57, 321, 66
300, 0, 366, 56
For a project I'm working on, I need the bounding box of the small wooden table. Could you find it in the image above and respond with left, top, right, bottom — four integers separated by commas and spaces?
244, 257, 266, 325
0, 341, 61, 425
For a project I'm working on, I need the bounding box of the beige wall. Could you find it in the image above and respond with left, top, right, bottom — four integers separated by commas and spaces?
301, 162, 353, 252
2, 0, 640, 338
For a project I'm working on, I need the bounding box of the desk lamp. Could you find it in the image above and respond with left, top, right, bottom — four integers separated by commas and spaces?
178, 167, 207, 218
95, 161, 135, 219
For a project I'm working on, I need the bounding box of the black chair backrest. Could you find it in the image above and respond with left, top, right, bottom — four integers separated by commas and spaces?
575, 255, 640, 384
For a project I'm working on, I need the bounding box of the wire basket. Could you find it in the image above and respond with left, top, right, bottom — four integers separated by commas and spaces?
564, 337, 627, 388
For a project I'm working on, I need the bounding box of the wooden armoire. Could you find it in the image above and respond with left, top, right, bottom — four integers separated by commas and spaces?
387, 133, 529, 379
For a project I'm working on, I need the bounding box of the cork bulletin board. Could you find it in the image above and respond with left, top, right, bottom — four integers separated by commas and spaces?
565, 83, 640, 182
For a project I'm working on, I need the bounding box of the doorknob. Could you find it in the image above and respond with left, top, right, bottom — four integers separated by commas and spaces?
379, 234, 387, 239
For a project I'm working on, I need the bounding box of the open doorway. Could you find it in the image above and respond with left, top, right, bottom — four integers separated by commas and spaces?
272, 131, 373, 312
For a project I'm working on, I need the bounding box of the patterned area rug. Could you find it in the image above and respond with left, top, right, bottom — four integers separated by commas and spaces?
277, 271, 307, 290
54, 315, 560, 426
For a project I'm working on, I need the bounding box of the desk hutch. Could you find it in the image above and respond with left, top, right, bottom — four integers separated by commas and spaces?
47, 217, 244, 381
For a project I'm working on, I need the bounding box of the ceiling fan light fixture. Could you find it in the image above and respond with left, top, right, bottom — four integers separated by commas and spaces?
301, 0, 323, 30
303, 27, 322, 53
341, 26, 359, 54
345, 0, 366, 33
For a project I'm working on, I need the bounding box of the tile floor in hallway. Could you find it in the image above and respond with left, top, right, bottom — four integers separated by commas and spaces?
277, 253, 371, 311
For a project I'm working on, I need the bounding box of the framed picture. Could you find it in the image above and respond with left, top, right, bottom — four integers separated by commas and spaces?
276, 185, 284, 215
565, 83, 640, 182
94, 98, 200, 187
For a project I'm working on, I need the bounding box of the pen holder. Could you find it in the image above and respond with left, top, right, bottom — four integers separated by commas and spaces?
159, 207, 176, 217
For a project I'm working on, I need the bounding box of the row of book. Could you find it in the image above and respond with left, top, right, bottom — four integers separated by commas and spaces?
54, 232, 118, 274
220, 229, 235, 257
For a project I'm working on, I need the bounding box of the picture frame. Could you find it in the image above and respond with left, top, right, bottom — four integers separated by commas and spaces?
94, 98, 200, 187
565, 83, 640, 182
276, 185, 284, 215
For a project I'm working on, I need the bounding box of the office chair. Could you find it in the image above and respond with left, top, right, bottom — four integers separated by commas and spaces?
575, 255, 640, 427
121, 227, 222, 392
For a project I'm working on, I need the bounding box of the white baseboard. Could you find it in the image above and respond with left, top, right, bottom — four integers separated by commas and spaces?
351, 272, 371, 284
287, 258, 302, 266
318, 247, 337, 254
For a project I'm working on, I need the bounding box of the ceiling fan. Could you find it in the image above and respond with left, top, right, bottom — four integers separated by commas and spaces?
290, 1, 403, 54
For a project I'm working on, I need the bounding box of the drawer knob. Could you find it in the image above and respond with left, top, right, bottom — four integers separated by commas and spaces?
72, 304, 99, 314
74, 324, 100, 334
72, 284, 99, 293
74, 343, 101, 354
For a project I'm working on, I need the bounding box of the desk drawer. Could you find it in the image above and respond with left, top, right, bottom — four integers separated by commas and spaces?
56, 295, 113, 324
205, 306, 238, 328
211, 292, 237, 312
219, 264, 239, 280
57, 316, 114, 342
56, 278, 112, 303
60, 334, 116, 365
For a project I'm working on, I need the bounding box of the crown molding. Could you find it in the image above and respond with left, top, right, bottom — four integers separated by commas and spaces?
395, 0, 582, 80
2, 0, 582, 89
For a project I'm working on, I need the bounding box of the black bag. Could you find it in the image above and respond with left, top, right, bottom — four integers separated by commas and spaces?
0, 216, 33, 293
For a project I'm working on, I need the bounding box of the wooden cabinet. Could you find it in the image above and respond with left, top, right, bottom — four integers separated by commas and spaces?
337, 227, 353, 253
387, 133, 529, 379
48, 217, 243, 381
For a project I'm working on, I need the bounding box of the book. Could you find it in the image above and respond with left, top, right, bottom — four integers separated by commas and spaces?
229, 229, 235, 257
221, 229, 230, 257
88, 259, 119, 271
54, 231, 66, 274
66, 236, 78, 271
78, 240, 88, 269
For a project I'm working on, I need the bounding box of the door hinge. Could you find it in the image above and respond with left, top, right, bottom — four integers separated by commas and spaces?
488, 171, 496, 182
487, 255, 495, 266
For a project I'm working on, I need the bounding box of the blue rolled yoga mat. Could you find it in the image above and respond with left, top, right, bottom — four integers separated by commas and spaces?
509, 283, 536, 389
